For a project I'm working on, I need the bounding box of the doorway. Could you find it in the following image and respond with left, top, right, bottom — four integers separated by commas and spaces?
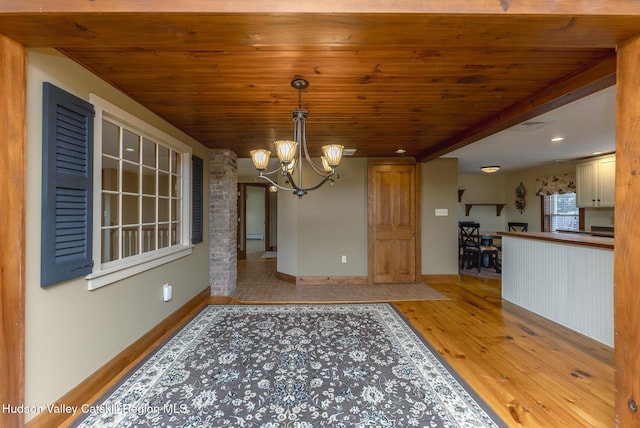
237, 183, 276, 259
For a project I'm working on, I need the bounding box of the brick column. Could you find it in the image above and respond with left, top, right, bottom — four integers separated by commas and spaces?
208, 149, 237, 295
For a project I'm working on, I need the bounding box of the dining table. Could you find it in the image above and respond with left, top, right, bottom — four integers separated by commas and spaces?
479, 232, 502, 271
480, 232, 501, 247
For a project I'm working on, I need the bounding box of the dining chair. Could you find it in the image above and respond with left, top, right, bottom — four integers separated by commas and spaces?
508, 222, 529, 232
459, 223, 500, 272
458, 221, 477, 263
460, 223, 481, 270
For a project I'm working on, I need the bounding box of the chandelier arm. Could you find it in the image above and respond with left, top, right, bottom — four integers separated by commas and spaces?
302, 137, 330, 177
256, 170, 335, 195
255, 174, 294, 192
260, 165, 287, 176
292, 108, 327, 177
284, 170, 336, 193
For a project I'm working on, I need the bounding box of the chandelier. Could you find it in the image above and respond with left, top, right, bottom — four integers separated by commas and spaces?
250, 78, 344, 198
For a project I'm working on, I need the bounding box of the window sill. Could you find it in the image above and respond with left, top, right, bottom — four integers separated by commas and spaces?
85, 245, 194, 290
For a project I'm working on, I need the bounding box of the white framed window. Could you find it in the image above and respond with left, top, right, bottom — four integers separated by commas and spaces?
542, 193, 580, 232
86, 95, 192, 290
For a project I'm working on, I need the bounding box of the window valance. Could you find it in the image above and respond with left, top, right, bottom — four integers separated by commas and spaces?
535, 173, 576, 196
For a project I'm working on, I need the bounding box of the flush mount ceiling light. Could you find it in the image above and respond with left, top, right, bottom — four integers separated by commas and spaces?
250, 78, 344, 198
480, 165, 501, 174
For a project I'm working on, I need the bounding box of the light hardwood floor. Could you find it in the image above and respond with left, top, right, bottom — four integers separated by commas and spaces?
58, 254, 614, 427
394, 281, 613, 427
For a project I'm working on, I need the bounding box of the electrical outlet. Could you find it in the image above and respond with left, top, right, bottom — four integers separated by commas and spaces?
163, 284, 173, 302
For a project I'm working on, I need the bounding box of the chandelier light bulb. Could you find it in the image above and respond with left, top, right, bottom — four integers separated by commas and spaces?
322, 144, 344, 167
274, 140, 298, 164
250, 149, 271, 171
284, 159, 296, 172
321, 156, 333, 172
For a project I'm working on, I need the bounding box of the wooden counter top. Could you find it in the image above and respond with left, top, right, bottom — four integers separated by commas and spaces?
499, 231, 614, 250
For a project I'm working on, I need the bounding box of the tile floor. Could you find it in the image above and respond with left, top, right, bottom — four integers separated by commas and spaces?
232, 252, 448, 303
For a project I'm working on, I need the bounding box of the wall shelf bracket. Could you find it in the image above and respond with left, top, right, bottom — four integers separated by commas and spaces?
464, 203, 505, 216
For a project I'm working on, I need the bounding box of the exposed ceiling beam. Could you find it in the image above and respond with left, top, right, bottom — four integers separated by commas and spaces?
3, 0, 640, 15
417, 54, 617, 162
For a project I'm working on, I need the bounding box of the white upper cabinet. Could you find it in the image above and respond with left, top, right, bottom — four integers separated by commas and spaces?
576, 154, 615, 208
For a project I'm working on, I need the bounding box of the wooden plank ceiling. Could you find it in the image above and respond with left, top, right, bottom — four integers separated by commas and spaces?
1, 2, 639, 160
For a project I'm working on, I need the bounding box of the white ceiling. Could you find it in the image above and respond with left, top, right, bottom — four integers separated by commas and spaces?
445, 85, 617, 174
238, 85, 616, 178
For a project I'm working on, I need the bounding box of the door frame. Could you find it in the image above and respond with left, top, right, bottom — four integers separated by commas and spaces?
237, 182, 272, 259
367, 159, 421, 284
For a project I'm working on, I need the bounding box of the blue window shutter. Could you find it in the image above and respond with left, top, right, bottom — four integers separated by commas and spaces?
41, 82, 95, 287
192, 155, 204, 244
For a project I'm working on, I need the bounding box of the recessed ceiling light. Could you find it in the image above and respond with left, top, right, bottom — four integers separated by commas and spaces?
551, 137, 564, 142
395, 148, 407, 154
592, 151, 603, 155
125, 147, 135, 152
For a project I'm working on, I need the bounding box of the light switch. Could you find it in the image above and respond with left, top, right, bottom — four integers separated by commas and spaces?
435, 208, 448, 216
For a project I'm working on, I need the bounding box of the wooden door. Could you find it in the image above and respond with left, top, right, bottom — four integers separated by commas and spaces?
368, 162, 418, 284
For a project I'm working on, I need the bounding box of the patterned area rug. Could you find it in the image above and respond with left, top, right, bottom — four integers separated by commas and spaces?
72, 304, 506, 427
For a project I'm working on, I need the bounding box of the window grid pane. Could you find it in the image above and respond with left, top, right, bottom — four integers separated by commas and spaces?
142, 138, 156, 168
142, 225, 156, 253
102, 120, 120, 157
122, 226, 139, 258
121, 161, 140, 193
158, 171, 170, 197
158, 223, 170, 249
171, 222, 180, 245
102, 156, 119, 191
101, 192, 119, 227
100, 119, 184, 265
122, 129, 140, 163
158, 146, 169, 171
141, 166, 156, 195
102, 228, 118, 263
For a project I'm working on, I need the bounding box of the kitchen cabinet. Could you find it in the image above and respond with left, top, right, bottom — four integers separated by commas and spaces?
576, 154, 615, 208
